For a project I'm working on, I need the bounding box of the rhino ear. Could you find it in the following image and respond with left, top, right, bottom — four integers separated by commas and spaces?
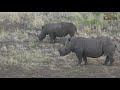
42, 26, 44, 29
68, 38, 71, 42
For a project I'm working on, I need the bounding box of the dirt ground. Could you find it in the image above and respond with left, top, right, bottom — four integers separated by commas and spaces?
0, 56, 120, 78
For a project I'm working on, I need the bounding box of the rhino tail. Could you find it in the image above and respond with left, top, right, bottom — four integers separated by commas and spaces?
113, 36, 120, 53
115, 44, 120, 53
75, 30, 79, 35
76, 31, 79, 35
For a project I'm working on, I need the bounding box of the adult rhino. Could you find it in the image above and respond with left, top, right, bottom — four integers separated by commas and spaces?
58, 36, 119, 66
37, 22, 77, 43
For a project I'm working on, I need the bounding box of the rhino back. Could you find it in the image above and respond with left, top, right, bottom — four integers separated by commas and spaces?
70, 37, 86, 52
43, 22, 77, 37
84, 38, 104, 57
70, 37, 104, 58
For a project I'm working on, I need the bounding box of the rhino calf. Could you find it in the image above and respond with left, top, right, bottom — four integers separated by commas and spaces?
58, 37, 117, 66
37, 22, 77, 43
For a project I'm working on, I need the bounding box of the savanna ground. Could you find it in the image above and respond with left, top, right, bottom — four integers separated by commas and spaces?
0, 12, 120, 78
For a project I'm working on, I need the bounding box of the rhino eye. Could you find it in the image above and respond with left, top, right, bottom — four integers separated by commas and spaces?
64, 48, 67, 51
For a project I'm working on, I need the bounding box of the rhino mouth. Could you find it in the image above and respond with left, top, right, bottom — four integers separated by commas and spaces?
59, 52, 66, 56
58, 50, 64, 56
60, 54, 65, 56
59, 53, 64, 56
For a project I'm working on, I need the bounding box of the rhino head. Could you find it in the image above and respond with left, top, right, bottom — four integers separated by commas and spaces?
37, 29, 47, 41
58, 38, 72, 56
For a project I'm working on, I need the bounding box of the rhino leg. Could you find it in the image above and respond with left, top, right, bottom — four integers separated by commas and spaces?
49, 34, 54, 43
76, 53, 82, 65
103, 56, 109, 65
83, 56, 88, 65
49, 34, 57, 43
109, 56, 115, 66
53, 36, 56, 43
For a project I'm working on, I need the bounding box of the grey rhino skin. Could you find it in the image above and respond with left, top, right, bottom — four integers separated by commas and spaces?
37, 22, 77, 43
58, 36, 117, 66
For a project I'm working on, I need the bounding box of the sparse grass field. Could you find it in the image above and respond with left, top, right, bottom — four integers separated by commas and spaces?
0, 12, 120, 78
